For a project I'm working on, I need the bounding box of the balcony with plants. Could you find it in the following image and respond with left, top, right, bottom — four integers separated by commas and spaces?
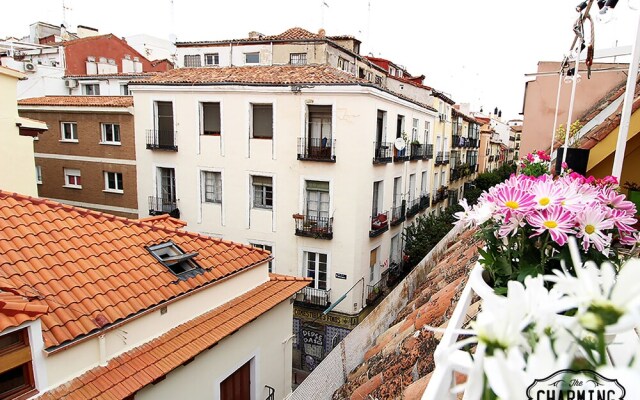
293, 213, 333, 239
409, 141, 424, 160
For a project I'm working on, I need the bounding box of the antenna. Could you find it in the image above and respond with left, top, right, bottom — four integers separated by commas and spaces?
366, 1, 371, 48
321, 1, 329, 30
169, 0, 177, 42
62, 0, 73, 29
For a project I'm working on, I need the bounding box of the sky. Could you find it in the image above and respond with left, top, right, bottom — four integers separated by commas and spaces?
3, 0, 640, 120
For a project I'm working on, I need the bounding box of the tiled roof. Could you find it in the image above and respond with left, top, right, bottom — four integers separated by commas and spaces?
432, 89, 456, 105
264, 27, 320, 40
331, 229, 481, 400
18, 96, 133, 108
0, 191, 271, 348
38, 274, 310, 400
137, 215, 188, 229
131, 65, 370, 86
0, 291, 48, 332
64, 73, 158, 79
60, 34, 116, 47
177, 27, 353, 46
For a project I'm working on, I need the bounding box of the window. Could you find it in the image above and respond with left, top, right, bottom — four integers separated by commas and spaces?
0, 328, 35, 399
424, 120, 431, 144
369, 247, 379, 283
393, 177, 402, 208
252, 176, 273, 209
120, 84, 129, 95
201, 171, 222, 203
245, 52, 260, 64
375, 75, 383, 85
305, 180, 330, 220
409, 174, 416, 202
154, 167, 177, 212
251, 104, 273, 139
35, 165, 42, 184
201, 102, 221, 135
60, 122, 78, 141
441, 170, 446, 186
148, 242, 201, 277
64, 168, 82, 188
337, 57, 350, 72
104, 172, 123, 193
372, 180, 383, 216
412, 118, 419, 142
421, 171, 428, 195
83, 84, 100, 95
184, 54, 201, 67
304, 251, 328, 290
390, 234, 401, 264
204, 53, 219, 66
154, 101, 175, 148
101, 123, 121, 144
251, 243, 273, 272
290, 53, 307, 65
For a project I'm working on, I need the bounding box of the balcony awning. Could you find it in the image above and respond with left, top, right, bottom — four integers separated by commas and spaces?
16, 116, 48, 137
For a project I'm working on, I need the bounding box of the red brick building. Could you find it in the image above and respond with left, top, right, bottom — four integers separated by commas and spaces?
18, 96, 138, 218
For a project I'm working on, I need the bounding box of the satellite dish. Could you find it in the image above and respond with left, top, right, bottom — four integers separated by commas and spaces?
394, 137, 406, 151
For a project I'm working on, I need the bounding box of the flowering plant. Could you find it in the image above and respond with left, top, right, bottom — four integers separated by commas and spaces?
519, 150, 551, 177
447, 252, 640, 399
455, 172, 639, 294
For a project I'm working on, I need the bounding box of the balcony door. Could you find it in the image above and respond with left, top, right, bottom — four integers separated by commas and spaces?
307, 105, 332, 157
157, 167, 176, 211
155, 101, 174, 148
305, 251, 328, 290
305, 181, 330, 226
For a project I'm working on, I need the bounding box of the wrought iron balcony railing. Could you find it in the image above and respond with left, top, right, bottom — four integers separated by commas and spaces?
390, 201, 406, 226
393, 146, 409, 162
373, 142, 393, 164
297, 137, 336, 162
423, 144, 434, 160
409, 143, 424, 160
295, 286, 331, 308
148, 196, 179, 218
419, 193, 430, 210
406, 198, 420, 218
146, 129, 178, 151
293, 214, 333, 239
435, 151, 444, 165
366, 277, 386, 306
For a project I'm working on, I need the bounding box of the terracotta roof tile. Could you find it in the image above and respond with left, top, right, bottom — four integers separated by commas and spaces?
131, 65, 370, 86
0, 292, 48, 331
39, 276, 310, 399
177, 27, 353, 46
332, 229, 481, 399
18, 96, 133, 108
0, 191, 272, 348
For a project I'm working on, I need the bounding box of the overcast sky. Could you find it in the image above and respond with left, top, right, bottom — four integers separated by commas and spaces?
3, 0, 639, 119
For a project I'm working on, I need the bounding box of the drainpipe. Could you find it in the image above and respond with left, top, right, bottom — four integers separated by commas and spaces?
229, 43, 233, 67
98, 335, 107, 366
282, 333, 295, 395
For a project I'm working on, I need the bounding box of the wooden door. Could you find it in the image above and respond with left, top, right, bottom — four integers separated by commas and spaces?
221, 360, 251, 400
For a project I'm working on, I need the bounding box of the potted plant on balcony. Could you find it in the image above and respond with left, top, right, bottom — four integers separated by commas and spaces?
455, 171, 639, 296
553, 120, 590, 175
623, 181, 640, 213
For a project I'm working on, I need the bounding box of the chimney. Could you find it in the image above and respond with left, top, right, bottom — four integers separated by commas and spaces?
77, 25, 99, 38
248, 31, 263, 39
498, 110, 502, 118
494, 107, 498, 116
318, 28, 326, 38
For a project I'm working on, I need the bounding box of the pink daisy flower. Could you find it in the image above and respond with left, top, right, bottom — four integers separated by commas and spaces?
575, 207, 614, 253
492, 185, 536, 215
608, 208, 638, 234
530, 178, 565, 210
527, 205, 575, 246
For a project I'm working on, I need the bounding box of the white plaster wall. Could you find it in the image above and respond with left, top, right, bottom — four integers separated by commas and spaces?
135, 300, 294, 400
42, 264, 268, 389
132, 84, 437, 315
176, 44, 272, 67
0, 71, 39, 195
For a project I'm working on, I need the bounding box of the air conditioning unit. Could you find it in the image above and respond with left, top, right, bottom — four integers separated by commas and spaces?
65, 79, 78, 88
23, 61, 37, 73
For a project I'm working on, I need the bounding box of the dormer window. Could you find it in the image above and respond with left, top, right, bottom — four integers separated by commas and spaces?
147, 242, 202, 278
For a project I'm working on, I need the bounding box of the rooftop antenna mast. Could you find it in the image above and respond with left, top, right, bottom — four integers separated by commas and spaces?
321, 1, 329, 29
62, 0, 72, 29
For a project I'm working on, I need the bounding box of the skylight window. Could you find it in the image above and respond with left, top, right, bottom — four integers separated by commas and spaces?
147, 242, 202, 278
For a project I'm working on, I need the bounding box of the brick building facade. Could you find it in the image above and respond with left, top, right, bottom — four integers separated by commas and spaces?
18, 96, 138, 218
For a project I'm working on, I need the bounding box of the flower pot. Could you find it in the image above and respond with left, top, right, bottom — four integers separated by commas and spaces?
469, 263, 506, 305
554, 148, 590, 176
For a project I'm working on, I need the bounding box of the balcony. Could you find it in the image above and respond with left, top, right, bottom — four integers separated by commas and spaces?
423, 144, 434, 160
409, 143, 424, 161
452, 135, 461, 148
406, 198, 420, 219
509, 135, 515, 142
297, 137, 336, 162
450, 168, 460, 182
148, 196, 179, 218
419, 194, 430, 210
390, 202, 406, 226
448, 189, 458, 205
369, 211, 389, 237
435, 151, 444, 165
393, 146, 409, 163
443, 152, 450, 165
293, 214, 333, 240
373, 142, 393, 164
366, 276, 387, 306
146, 129, 178, 151
295, 286, 331, 308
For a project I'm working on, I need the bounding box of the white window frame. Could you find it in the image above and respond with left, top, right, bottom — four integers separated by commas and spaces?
100, 123, 121, 145
64, 168, 82, 189
104, 171, 123, 193
251, 175, 273, 209
303, 250, 329, 290
183, 54, 201, 67
250, 241, 274, 272
35, 165, 42, 184
201, 170, 222, 203
60, 122, 78, 142
245, 52, 260, 64
83, 83, 100, 95
289, 53, 307, 65
204, 53, 219, 66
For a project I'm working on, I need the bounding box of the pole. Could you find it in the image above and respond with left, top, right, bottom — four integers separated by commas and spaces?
612, 12, 640, 179
562, 38, 583, 166
549, 64, 565, 172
